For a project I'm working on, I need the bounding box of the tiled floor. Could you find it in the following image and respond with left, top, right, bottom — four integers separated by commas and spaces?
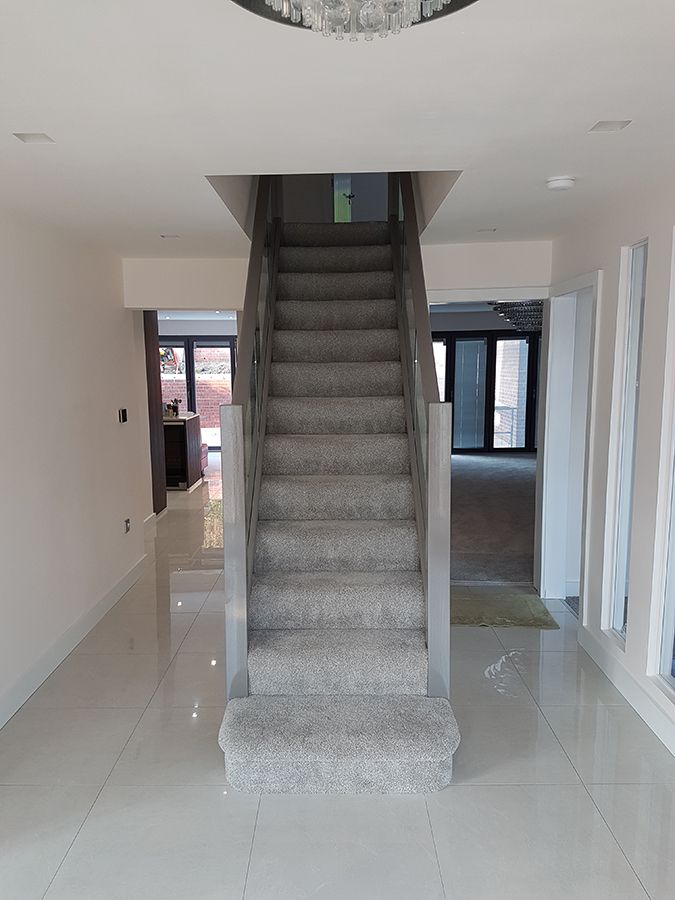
1, 482, 675, 899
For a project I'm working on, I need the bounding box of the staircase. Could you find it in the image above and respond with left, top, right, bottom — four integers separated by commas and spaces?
219, 219, 459, 793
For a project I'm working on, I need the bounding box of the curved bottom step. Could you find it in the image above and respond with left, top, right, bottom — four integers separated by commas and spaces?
219, 695, 460, 794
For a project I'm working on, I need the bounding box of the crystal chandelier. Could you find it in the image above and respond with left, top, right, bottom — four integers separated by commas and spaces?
260, 0, 473, 41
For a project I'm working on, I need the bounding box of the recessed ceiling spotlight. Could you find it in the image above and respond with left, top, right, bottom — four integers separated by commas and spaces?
164, 315, 171, 319
547, 176, 576, 191
215, 310, 221, 314
13, 132, 55, 144
478, 228, 497, 233
160, 234, 180, 239
589, 120, 632, 133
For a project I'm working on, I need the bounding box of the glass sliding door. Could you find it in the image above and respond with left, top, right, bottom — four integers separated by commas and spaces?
193, 342, 234, 449
159, 336, 237, 451
611, 241, 648, 638
493, 337, 530, 449
453, 338, 488, 449
432, 330, 539, 453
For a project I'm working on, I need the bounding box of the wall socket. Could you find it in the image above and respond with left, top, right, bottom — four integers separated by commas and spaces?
124, 518, 131, 534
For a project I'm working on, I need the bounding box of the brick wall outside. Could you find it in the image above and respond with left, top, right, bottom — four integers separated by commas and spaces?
160, 345, 233, 440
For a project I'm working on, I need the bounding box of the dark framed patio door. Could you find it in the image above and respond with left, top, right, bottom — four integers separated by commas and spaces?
433, 330, 540, 453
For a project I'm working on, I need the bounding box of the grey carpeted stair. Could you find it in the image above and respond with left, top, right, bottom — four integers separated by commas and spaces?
266, 396, 405, 434
220, 695, 459, 794
259, 474, 414, 521
219, 219, 459, 793
279, 244, 393, 273
272, 328, 400, 362
248, 629, 427, 695
278, 270, 394, 301
275, 298, 397, 331
262, 434, 411, 475
254, 520, 420, 572
250, 572, 425, 629
270, 361, 402, 397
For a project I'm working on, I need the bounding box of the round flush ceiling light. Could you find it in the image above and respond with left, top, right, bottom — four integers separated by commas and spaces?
231, 0, 480, 41
546, 176, 576, 191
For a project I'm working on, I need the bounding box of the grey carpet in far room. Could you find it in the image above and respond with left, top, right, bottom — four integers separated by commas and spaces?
451, 453, 536, 583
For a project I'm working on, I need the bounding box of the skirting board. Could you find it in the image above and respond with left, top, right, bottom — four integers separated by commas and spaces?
0, 554, 147, 730
579, 626, 675, 757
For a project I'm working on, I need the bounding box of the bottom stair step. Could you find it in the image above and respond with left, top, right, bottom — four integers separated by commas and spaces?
219, 695, 461, 794
248, 628, 427, 695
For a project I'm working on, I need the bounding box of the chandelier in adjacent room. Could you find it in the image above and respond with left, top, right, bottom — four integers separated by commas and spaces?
233, 0, 479, 41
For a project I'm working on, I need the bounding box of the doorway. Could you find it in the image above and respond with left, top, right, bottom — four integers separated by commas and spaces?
432, 330, 540, 453
158, 336, 236, 451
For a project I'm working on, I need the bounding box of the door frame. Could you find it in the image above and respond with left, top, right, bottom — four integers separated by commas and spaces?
432, 329, 540, 453
158, 335, 237, 451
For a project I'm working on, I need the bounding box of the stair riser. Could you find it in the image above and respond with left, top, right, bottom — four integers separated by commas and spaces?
248, 632, 427, 696
250, 578, 424, 629
224, 758, 453, 795
254, 523, 420, 572
262, 435, 411, 475
283, 222, 390, 247
266, 398, 405, 435
279, 245, 392, 273
278, 271, 395, 301
272, 330, 400, 363
275, 299, 397, 331
259, 479, 414, 521
270, 362, 402, 398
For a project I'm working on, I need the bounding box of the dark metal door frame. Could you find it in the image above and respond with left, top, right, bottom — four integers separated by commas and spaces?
433, 329, 540, 454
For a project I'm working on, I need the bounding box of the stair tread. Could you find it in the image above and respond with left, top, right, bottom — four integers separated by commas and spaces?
282, 222, 390, 247
247, 628, 427, 696
250, 571, 424, 630
266, 396, 405, 435
278, 271, 394, 302
275, 299, 397, 331
272, 329, 400, 363
270, 361, 402, 397
219, 695, 460, 793
263, 433, 410, 475
279, 245, 392, 273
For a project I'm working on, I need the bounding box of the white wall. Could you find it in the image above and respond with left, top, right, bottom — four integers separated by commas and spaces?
159, 318, 237, 337
422, 240, 552, 294
0, 214, 151, 727
123, 258, 248, 311
552, 185, 675, 753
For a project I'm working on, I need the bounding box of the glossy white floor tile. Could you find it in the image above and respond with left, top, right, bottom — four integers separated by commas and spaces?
44, 786, 258, 900
75, 609, 195, 659
245, 794, 445, 900
451, 706, 580, 784
179, 611, 226, 654
107, 707, 227, 785
26, 652, 167, 709
588, 783, 675, 900
2, 481, 674, 900
0, 785, 97, 900
450, 645, 535, 707
427, 785, 649, 899
508, 648, 627, 707
149, 652, 226, 708
494, 610, 580, 651
541, 705, 675, 784
0, 708, 142, 785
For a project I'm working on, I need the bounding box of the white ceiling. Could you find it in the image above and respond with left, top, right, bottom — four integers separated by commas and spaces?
1, 0, 674, 255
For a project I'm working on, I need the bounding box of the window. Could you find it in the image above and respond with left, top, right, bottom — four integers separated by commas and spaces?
662, 477, 675, 686
611, 241, 648, 638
